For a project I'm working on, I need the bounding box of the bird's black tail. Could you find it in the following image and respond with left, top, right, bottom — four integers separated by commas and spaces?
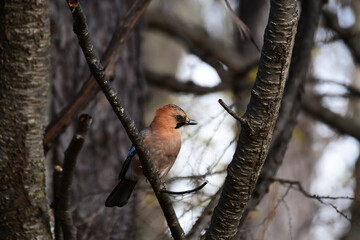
105, 179, 137, 207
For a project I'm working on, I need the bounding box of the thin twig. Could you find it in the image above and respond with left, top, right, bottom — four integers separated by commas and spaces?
282, 200, 294, 240
65, 1, 185, 239
58, 114, 92, 240
167, 170, 226, 184
218, 99, 244, 122
218, 99, 255, 134
53, 165, 63, 240
270, 177, 353, 221
223, 0, 260, 51
270, 178, 355, 201
259, 183, 279, 240
161, 181, 208, 195
322, 7, 360, 63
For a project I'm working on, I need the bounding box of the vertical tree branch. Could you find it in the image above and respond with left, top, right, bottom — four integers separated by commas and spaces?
65, 1, 186, 239
238, 0, 323, 231
205, 1, 299, 239
53, 165, 63, 240
58, 114, 92, 240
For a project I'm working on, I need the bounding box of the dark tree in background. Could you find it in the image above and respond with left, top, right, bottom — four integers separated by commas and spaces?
49, 1, 145, 239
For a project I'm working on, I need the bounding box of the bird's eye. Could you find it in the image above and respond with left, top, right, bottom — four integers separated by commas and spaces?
175, 114, 183, 122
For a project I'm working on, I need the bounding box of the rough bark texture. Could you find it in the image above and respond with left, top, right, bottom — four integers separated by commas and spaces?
0, 0, 52, 239
205, 1, 299, 239
238, 0, 323, 231
49, 0, 146, 239
57, 114, 92, 240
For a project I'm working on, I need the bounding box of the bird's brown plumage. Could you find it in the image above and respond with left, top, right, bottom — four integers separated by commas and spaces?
105, 104, 197, 207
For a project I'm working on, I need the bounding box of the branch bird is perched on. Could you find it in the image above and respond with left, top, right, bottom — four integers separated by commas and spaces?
105, 104, 197, 207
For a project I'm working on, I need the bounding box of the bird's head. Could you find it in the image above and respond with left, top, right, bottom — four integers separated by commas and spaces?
151, 104, 197, 130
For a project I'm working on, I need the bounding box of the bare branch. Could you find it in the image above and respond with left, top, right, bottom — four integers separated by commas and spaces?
205, 1, 299, 238
271, 178, 354, 221
302, 97, 360, 141
218, 99, 244, 122
271, 178, 355, 201
218, 99, 255, 134
53, 165, 63, 240
44, 0, 151, 153
341, 154, 360, 238
282, 200, 294, 240
145, 69, 252, 100
58, 114, 92, 240
147, 11, 257, 74
167, 169, 226, 184
65, 2, 185, 239
259, 183, 279, 240
145, 69, 229, 95
161, 181, 208, 195
44, 79, 97, 153
238, 0, 323, 231
322, 8, 360, 63
223, 0, 260, 51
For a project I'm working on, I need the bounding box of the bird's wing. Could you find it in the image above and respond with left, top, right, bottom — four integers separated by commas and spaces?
118, 128, 151, 180
118, 145, 135, 180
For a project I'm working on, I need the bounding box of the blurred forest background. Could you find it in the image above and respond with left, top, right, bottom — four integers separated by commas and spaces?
17, 0, 360, 239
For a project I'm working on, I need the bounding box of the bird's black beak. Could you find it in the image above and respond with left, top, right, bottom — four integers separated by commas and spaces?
175, 119, 198, 129
187, 119, 198, 125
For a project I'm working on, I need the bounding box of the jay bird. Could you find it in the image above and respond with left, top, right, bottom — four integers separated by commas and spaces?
105, 104, 197, 207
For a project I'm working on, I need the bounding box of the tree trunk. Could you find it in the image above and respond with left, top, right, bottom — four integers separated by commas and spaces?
205, 0, 298, 239
0, 0, 52, 239
236, 0, 322, 238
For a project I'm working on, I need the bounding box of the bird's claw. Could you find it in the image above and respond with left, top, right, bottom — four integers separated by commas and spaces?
161, 182, 167, 190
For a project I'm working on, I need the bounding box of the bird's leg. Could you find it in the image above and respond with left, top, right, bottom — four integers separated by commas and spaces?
161, 182, 167, 190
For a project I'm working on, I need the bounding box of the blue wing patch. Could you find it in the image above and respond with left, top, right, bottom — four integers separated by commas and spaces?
128, 146, 136, 158
117, 127, 149, 180
118, 145, 136, 180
